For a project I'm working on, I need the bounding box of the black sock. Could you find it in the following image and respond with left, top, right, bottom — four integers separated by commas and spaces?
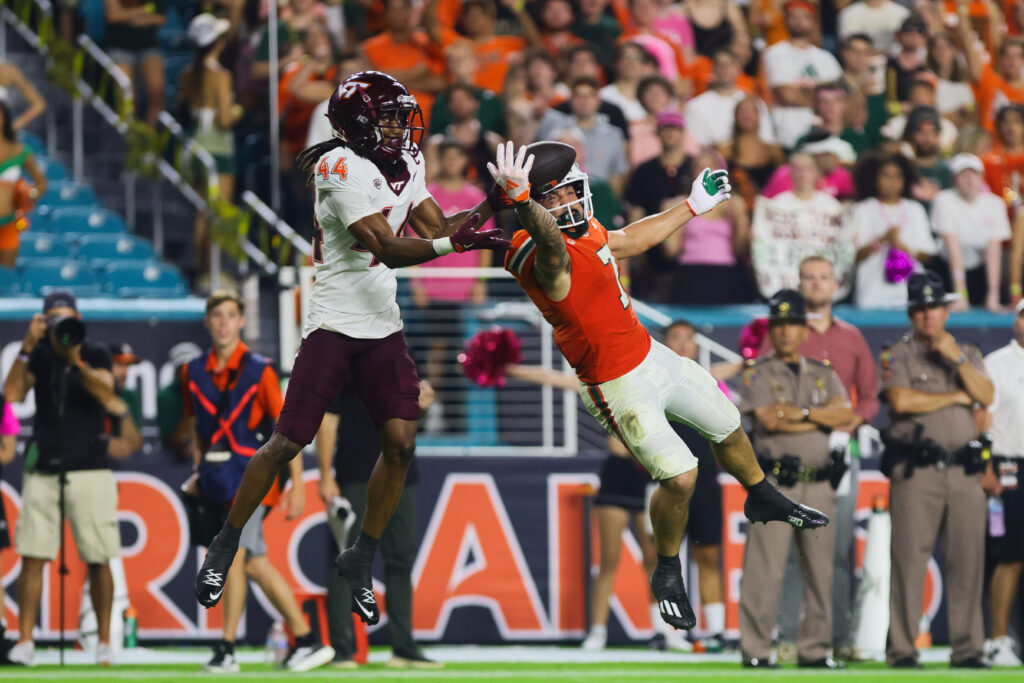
745, 478, 775, 497
222, 640, 235, 653
216, 520, 242, 545
352, 531, 380, 563
295, 632, 316, 648
656, 554, 681, 570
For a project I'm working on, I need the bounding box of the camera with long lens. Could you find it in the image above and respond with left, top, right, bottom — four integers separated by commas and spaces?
47, 315, 86, 348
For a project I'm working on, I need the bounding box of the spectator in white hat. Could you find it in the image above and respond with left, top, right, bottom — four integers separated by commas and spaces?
931, 153, 1012, 312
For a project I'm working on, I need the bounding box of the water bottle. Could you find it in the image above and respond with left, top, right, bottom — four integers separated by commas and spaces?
268, 621, 289, 664
122, 605, 138, 649
989, 497, 1006, 538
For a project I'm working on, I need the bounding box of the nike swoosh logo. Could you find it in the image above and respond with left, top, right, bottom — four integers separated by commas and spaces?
354, 598, 374, 619
209, 588, 223, 601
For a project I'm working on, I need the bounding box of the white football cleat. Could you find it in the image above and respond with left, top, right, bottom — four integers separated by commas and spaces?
7, 641, 34, 667
986, 636, 1022, 667
581, 625, 607, 651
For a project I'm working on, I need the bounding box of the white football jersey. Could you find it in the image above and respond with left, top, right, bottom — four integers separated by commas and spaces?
304, 143, 432, 339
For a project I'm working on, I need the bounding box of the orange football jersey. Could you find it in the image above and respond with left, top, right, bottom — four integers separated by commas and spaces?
505, 219, 652, 384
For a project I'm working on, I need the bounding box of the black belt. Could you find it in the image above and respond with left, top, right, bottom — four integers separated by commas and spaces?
758, 455, 831, 487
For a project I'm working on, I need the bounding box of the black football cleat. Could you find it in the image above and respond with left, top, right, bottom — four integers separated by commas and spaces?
195, 526, 241, 608
889, 657, 923, 669
950, 657, 990, 669
744, 480, 830, 529
335, 547, 380, 625
650, 560, 696, 630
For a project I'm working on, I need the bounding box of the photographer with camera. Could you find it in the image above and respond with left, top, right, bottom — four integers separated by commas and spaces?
2, 291, 124, 667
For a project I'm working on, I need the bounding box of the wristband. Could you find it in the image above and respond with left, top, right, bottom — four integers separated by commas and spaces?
801, 408, 810, 421
1011, 283, 1023, 296
956, 288, 968, 299
956, 353, 967, 366
16, 348, 30, 363
432, 237, 455, 255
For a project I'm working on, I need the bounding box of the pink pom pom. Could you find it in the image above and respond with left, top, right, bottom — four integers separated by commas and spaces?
739, 317, 769, 360
884, 248, 915, 284
457, 326, 524, 388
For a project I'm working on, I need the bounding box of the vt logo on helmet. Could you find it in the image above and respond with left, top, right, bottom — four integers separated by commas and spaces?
326, 71, 424, 162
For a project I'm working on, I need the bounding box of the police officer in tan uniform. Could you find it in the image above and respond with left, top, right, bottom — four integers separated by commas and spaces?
879, 270, 994, 669
739, 290, 855, 669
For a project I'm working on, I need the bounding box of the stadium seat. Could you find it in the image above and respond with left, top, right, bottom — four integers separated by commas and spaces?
0, 268, 16, 291
38, 180, 100, 209
24, 207, 52, 232
48, 207, 126, 235
76, 234, 154, 262
18, 258, 104, 296
19, 232, 73, 259
35, 156, 69, 182
102, 260, 187, 297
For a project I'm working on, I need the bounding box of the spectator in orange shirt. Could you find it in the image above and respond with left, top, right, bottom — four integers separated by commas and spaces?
961, 5, 1024, 133
982, 104, 1024, 303
279, 22, 339, 163
538, 0, 584, 55
457, 0, 538, 92
360, 0, 456, 130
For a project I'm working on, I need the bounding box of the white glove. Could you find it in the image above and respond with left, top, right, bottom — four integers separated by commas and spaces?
685, 168, 732, 216
487, 141, 535, 204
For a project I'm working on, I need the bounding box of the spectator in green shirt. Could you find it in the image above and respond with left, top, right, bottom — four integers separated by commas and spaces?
157, 342, 202, 462
572, 0, 621, 69
107, 343, 143, 460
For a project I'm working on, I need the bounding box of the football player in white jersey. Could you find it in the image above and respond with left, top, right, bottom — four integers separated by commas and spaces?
196, 71, 509, 626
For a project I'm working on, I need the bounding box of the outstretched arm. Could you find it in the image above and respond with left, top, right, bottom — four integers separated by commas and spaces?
338, 201, 508, 269
514, 199, 572, 300
409, 196, 494, 239
607, 168, 731, 260
488, 142, 571, 300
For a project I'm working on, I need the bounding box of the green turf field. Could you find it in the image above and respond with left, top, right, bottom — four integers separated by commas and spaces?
0, 660, 1020, 682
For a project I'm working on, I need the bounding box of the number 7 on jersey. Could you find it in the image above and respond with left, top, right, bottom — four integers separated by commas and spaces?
596, 244, 630, 309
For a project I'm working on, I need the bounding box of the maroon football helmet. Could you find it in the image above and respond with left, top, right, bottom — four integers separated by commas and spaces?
326, 71, 424, 161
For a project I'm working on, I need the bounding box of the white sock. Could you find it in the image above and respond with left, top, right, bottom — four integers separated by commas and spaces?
704, 602, 725, 636
589, 623, 607, 638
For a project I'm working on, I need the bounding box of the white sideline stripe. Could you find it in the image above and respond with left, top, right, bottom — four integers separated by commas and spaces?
24, 645, 959, 667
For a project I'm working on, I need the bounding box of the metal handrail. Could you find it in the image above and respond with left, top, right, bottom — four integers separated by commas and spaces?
156, 111, 221, 199
631, 299, 742, 367
3, 0, 296, 281
241, 190, 311, 258
76, 35, 133, 130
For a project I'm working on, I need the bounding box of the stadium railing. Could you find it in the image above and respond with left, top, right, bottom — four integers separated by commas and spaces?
1, 0, 296, 289
279, 266, 742, 457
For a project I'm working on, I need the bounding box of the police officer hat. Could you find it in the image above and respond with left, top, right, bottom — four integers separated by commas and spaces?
906, 270, 959, 310
768, 289, 810, 324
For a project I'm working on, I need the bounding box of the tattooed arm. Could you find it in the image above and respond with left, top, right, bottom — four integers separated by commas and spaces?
515, 199, 572, 301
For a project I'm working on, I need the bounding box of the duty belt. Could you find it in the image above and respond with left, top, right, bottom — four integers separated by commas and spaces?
757, 451, 846, 489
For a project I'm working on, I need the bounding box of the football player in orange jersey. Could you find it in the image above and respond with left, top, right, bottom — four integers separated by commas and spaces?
489, 142, 829, 633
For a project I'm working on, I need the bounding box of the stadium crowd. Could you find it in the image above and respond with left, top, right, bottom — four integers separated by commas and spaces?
60, 0, 1024, 307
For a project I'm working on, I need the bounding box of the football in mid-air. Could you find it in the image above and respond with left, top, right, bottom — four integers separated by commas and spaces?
524, 141, 576, 199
